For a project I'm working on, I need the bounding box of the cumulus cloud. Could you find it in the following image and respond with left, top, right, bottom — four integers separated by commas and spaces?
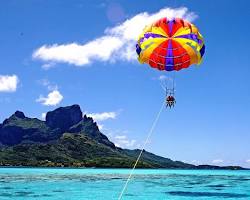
33, 7, 197, 67
33, 37, 123, 66
0, 75, 19, 92
115, 135, 127, 140
212, 159, 224, 164
87, 111, 117, 121
36, 90, 63, 106
103, 128, 138, 149
114, 135, 136, 148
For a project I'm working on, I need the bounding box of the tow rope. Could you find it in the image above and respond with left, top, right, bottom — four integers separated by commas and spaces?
118, 101, 165, 200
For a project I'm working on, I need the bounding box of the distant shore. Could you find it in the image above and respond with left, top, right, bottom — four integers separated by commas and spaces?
0, 165, 248, 170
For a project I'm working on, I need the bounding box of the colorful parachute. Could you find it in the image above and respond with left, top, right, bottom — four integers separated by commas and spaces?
136, 17, 205, 71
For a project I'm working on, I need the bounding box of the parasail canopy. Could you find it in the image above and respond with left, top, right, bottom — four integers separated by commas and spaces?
136, 17, 205, 71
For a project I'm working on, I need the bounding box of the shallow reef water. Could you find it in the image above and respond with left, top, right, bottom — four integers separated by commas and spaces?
0, 168, 249, 200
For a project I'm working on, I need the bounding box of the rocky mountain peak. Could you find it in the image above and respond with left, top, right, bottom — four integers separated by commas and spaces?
83, 114, 94, 123
46, 104, 83, 131
13, 111, 25, 119
2, 111, 26, 125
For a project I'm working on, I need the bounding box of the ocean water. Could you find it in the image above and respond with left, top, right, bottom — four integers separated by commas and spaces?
0, 168, 249, 200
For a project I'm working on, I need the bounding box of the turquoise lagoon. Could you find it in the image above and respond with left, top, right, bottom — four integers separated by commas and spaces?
0, 168, 249, 199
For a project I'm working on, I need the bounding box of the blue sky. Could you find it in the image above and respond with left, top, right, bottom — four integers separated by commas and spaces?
0, 0, 250, 167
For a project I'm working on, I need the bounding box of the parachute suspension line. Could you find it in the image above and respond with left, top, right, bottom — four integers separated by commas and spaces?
162, 73, 176, 97
173, 71, 176, 97
118, 100, 165, 200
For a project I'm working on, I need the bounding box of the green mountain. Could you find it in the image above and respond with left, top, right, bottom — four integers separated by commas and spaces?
0, 105, 245, 169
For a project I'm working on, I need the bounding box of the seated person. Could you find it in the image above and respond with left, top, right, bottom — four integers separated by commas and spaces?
166, 95, 176, 108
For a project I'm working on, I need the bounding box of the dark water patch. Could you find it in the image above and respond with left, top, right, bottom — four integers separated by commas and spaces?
214, 188, 223, 191
187, 181, 205, 185
31, 194, 40, 198
15, 191, 34, 196
207, 184, 228, 188
145, 180, 167, 187
167, 191, 249, 198
52, 190, 65, 193
0, 192, 13, 197
31, 194, 53, 198
110, 177, 121, 180
125, 193, 135, 196
0, 180, 8, 183
1, 186, 13, 190
231, 177, 250, 182
183, 186, 193, 189
241, 178, 250, 181
41, 194, 53, 197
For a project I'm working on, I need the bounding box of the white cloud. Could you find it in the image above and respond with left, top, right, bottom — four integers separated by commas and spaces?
246, 159, 250, 163
36, 90, 63, 106
102, 128, 138, 149
87, 111, 117, 121
33, 37, 123, 66
33, 7, 197, 67
41, 112, 47, 120
115, 135, 127, 140
98, 124, 104, 131
0, 75, 19, 92
114, 135, 136, 148
212, 159, 224, 164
